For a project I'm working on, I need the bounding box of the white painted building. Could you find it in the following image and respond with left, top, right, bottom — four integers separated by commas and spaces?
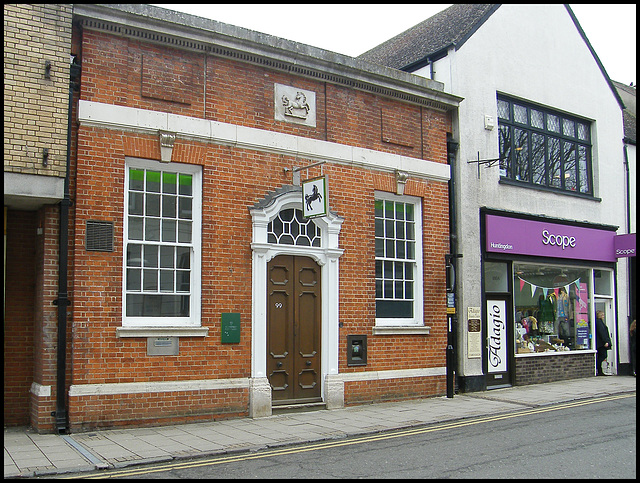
361, 4, 635, 388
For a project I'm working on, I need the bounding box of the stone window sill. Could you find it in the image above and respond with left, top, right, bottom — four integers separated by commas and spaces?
116, 327, 209, 338
372, 326, 431, 335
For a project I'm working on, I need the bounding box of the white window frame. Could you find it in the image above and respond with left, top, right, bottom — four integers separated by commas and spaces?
374, 191, 424, 327
122, 157, 202, 328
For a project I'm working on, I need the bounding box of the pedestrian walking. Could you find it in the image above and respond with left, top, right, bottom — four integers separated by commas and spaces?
595, 310, 612, 376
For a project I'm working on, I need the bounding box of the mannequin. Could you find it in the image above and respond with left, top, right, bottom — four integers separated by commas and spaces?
556, 287, 570, 337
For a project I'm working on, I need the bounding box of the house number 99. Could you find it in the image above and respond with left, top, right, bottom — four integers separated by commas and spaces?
275, 303, 283, 309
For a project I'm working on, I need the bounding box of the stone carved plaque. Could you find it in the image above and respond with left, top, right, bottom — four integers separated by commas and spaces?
274, 83, 316, 127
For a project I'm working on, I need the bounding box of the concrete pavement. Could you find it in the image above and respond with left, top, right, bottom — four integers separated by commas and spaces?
4, 375, 636, 478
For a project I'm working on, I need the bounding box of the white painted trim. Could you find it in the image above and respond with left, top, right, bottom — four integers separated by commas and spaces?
30, 382, 52, 397
68, 378, 250, 397
372, 326, 432, 335
115, 327, 209, 338
78, 100, 451, 182
250, 190, 344, 413
336, 366, 446, 382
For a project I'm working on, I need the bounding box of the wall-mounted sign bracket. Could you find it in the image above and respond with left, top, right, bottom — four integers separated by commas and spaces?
467, 151, 505, 179
284, 160, 326, 186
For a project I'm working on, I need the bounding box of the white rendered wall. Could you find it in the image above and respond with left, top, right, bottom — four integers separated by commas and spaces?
427, 4, 628, 376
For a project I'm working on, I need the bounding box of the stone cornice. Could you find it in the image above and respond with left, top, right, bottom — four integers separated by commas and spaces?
73, 4, 463, 112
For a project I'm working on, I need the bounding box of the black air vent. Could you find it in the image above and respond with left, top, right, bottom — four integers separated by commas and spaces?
86, 220, 114, 252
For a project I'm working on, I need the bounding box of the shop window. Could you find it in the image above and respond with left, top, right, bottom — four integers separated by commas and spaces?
497, 94, 592, 196
374, 192, 423, 326
123, 158, 202, 327
484, 261, 508, 292
513, 262, 591, 353
593, 269, 613, 297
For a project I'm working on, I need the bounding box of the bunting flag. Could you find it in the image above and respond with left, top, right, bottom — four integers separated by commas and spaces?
517, 276, 582, 296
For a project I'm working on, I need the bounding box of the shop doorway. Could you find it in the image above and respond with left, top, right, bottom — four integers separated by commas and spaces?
595, 298, 616, 375
267, 255, 322, 404
485, 295, 514, 388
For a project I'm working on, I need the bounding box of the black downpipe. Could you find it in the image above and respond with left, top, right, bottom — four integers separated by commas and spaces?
53, 56, 80, 434
446, 134, 460, 398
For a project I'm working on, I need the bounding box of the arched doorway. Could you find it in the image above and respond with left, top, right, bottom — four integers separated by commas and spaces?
249, 186, 343, 416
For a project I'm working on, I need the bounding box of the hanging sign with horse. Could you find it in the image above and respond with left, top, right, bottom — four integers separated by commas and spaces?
302, 175, 328, 219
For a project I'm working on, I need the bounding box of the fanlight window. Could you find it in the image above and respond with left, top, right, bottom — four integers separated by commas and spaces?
268, 208, 321, 246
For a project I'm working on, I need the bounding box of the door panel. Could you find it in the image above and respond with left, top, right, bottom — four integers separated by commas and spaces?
267, 255, 321, 403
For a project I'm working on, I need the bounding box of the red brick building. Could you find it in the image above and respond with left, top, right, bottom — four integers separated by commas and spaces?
6, 4, 461, 432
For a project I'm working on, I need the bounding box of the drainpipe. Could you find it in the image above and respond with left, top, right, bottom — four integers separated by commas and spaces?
446, 134, 460, 398
53, 55, 80, 434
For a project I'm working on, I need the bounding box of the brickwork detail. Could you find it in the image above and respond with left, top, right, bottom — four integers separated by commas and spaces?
514, 353, 596, 386
4, 4, 72, 177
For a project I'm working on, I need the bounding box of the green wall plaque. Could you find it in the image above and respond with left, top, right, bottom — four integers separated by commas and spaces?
221, 313, 240, 343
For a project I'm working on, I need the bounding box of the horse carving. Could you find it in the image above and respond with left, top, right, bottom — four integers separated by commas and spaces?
282, 91, 310, 118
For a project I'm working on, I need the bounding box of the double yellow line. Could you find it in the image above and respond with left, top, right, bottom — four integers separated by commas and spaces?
71, 393, 634, 479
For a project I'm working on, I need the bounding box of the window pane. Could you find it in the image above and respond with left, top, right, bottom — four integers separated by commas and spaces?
143, 269, 158, 291
563, 118, 575, 137
497, 99, 510, 120
127, 244, 142, 267
129, 169, 145, 191
177, 247, 190, 269
143, 245, 158, 267
145, 218, 160, 241
547, 114, 559, 133
376, 300, 413, 318
178, 197, 192, 219
514, 128, 529, 181
162, 219, 176, 242
531, 132, 545, 185
578, 145, 590, 194
178, 174, 192, 196
162, 172, 177, 194
178, 221, 192, 243
531, 109, 544, 129
563, 141, 577, 191
128, 216, 143, 240
146, 170, 161, 193
129, 192, 143, 215
176, 270, 190, 292
160, 270, 174, 292
548, 137, 561, 188
514, 104, 527, 124
160, 246, 174, 268
127, 268, 141, 291
126, 294, 189, 317
146, 193, 160, 217
577, 123, 588, 141
374, 199, 383, 217
499, 125, 512, 177
405, 204, 414, 222
162, 195, 176, 218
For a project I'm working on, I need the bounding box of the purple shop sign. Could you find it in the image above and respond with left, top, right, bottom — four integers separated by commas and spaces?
485, 214, 616, 262
614, 233, 636, 258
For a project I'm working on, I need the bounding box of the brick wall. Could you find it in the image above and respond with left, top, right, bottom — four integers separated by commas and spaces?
514, 353, 596, 386
3, 4, 72, 177
66, 24, 452, 430
3, 210, 37, 426
345, 375, 447, 406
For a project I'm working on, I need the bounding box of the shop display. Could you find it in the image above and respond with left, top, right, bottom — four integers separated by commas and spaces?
514, 263, 592, 353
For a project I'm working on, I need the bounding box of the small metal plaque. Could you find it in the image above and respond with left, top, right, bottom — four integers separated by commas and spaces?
147, 337, 178, 356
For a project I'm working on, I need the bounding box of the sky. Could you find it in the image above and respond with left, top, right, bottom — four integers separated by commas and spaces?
154, 4, 636, 86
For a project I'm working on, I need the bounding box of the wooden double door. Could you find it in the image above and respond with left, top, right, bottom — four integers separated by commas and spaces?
267, 255, 321, 404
